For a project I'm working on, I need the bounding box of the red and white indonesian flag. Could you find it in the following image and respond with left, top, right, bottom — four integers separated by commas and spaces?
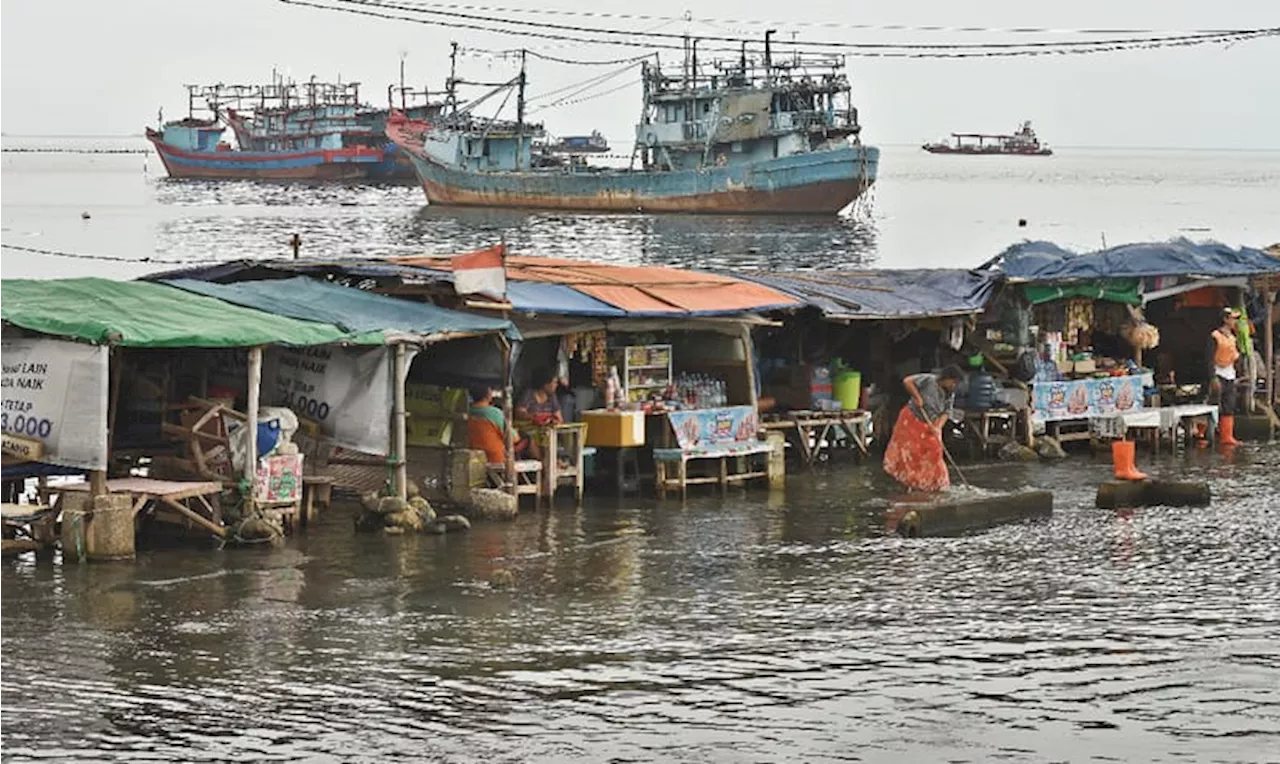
452, 244, 507, 301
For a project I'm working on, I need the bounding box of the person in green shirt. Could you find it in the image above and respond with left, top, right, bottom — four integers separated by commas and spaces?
468, 385, 506, 431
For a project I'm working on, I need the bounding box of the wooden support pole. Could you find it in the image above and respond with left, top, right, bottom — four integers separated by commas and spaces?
392, 343, 409, 501
245, 346, 263, 509
499, 335, 516, 497
1265, 287, 1275, 410
740, 324, 759, 411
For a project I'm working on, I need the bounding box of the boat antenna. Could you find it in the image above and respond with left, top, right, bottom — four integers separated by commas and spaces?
739, 41, 747, 78
399, 50, 407, 110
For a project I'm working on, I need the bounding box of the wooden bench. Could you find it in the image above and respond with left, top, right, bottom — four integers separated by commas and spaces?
486, 460, 543, 509
653, 406, 773, 499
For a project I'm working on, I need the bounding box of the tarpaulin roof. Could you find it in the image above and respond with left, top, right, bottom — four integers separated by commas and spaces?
730, 269, 1000, 320
390, 254, 802, 317
142, 258, 453, 286
163, 276, 520, 341
987, 239, 1280, 282
1, 278, 380, 348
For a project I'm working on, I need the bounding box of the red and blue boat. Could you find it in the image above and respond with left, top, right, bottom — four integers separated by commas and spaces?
145, 79, 440, 182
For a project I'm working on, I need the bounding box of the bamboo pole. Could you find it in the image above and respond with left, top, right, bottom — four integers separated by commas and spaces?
393, 343, 408, 501
245, 346, 263, 509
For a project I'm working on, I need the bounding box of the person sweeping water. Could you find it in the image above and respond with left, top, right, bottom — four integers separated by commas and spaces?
884, 365, 965, 492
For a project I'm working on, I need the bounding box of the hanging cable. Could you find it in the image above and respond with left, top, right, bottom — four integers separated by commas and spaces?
1, 243, 225, 266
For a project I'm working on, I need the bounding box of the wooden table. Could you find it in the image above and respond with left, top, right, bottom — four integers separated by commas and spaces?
62, 478, 225, 538
762, 410, 870, 466
535, 423, 589, 504
963, 408, 1031, 455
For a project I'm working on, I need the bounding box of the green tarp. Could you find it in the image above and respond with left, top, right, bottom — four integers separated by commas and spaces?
1, 278, 381, 348
1023, 280, 1141, 306
164, 276, 521, 341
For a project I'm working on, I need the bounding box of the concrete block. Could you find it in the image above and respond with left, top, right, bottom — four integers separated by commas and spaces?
889, 489, 1053, 538
1096, 479, 1210, 509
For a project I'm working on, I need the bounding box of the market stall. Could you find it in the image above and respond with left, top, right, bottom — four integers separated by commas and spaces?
984, 239, 1280, 447
733, 268, 1002, 461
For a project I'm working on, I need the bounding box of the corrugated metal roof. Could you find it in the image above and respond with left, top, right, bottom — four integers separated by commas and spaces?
390, 254, 803, 316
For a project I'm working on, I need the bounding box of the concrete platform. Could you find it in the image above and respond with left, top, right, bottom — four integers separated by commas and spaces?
887, 489, 1054, 538
1096, 479, 1211, 509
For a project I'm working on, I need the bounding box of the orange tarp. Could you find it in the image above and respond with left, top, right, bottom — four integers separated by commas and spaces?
389, 254, 801, 315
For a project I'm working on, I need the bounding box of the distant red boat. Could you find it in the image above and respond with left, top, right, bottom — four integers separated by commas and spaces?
923, 121, 1052, 156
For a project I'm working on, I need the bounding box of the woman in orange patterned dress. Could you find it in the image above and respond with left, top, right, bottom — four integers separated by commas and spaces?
883, 365, 964, 492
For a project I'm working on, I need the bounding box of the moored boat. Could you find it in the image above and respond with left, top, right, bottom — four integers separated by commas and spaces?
922, 121, 1052, 156
146, 79, 394, 181
388, 36, 879, 214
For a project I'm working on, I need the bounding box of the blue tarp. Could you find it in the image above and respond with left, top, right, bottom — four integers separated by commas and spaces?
731, 269, 1000, 320
164, 277, 520, 341
506, 281, 628, 317
990, 239, 1280, 282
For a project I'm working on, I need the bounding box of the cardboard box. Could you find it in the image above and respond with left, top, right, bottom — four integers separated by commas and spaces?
1073, 359, 1097, 374
583, 409, 643, 447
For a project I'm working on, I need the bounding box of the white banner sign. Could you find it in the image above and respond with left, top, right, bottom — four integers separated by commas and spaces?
1, 338, 109, 470
265, 346, 406, 455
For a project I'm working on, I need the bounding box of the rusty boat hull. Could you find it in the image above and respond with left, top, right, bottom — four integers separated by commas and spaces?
402, 143, 879, 215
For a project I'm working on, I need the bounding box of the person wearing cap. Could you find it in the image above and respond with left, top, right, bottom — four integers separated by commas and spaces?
1206, 308, 1244, 446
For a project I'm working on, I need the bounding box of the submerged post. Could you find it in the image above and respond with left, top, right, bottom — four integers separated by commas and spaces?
393, 343, 409, 501
245, 346, 263, 509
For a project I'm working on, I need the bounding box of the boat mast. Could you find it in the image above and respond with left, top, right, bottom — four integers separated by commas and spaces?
764, 29, 776, 83
516, 49, 527, 171
448, 41, 459, 116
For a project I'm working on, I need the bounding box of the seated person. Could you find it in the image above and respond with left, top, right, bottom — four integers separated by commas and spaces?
515, 368, 563, 460
467, 385, 529, 465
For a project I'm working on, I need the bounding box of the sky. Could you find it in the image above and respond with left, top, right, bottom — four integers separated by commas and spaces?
1, 0, 1278, 149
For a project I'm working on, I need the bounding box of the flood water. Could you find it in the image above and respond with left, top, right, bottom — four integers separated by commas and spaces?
3, 141, 1280, 761
3, 446, 1278, 763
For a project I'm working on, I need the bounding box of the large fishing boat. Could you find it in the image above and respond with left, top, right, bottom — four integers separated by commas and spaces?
387, 37, 879, 214
922, 121, 1053, 156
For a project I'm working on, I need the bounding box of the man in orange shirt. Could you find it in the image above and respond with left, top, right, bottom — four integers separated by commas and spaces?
1206, 308, 1243, 446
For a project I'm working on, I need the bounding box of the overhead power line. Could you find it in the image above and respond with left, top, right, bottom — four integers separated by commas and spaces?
319, 0, 1275, 51
280, 0, 1279, 58
340, 1, 1244, 37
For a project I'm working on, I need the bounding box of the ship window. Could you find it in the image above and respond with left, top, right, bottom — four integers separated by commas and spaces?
702, 102, 711, 114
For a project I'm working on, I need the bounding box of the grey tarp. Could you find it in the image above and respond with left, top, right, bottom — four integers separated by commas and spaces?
730, 269, 1000, 320
987, 239, 1280, 282
164, 277, 520, 342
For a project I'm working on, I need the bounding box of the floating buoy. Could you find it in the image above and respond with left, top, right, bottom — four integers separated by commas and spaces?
81, 211, 91, 220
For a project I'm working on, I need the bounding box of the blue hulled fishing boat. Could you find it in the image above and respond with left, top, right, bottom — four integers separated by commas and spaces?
387, 37, 879, 214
